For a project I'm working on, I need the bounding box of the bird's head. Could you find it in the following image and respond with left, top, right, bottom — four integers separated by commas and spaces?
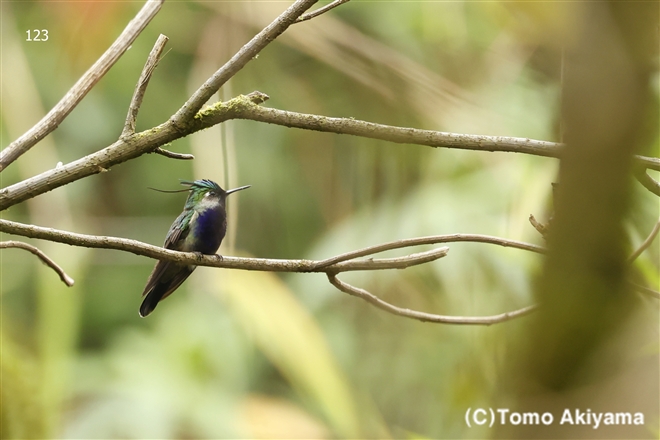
181, 179, 250, 210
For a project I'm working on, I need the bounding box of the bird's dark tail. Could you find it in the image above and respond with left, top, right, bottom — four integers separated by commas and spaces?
139, 265, 194, 317
139, 288, 163, 317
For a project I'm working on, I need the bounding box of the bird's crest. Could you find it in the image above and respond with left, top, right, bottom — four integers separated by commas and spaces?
147, 179, 225, 208
180, 179, 223, 193
148, 179, 223, 194
180, 179, 224, 209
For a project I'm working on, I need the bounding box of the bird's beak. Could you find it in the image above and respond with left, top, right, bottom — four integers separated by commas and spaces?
225, 185, 251, 195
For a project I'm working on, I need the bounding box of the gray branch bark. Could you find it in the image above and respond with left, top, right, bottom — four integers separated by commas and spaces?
296, 0, 351, 23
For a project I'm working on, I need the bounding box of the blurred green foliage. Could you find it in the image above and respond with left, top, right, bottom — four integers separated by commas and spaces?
1, 1, 658, 439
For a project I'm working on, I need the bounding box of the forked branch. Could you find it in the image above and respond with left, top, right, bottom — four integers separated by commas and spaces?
327, 273, 538, 325
296, 0, 351, 23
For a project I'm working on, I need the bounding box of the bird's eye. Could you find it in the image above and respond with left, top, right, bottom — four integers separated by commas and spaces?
204, 191, 211, 198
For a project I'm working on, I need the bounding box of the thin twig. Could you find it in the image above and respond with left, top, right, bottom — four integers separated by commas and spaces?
153, 147, 195, 160
171, 0, 318, 125
315, 233, 544, 269
529, 214, 549, 239
296, 0, 351, 23
234, 102, 660, 172
0, 0, 164, 172
0, 241, 74, 286
628, 218, 660, 263
327, 273, 537, 325
239, 104, 564, 158
332, 247, 449, 272
122, 34, 169, 137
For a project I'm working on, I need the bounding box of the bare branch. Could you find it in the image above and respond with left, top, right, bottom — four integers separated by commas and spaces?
122, 34, 169, 137
628, 218, 660, 263
171, 0, 318, 125
153, 147, 195, 160
637, 155, 660, 172
296, 0, 351, 23
0, 0, 164, 171
233, 102, 660, 172
315, 233, 544, 269
327, 273, 537, 325
0, 240, 74, 286
332, 247, 449, 272
238, 104, 563, 158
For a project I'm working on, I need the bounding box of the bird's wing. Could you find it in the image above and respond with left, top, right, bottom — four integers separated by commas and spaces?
163, 210, 192, 249
141, 210, 193, 298
141, 260, 171, 298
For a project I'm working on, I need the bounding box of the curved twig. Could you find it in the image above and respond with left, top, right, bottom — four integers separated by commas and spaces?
628, 218, 660, 263
0, 0, 164, 171
122, 34, 169, 137
315, 233, 544, 269
296, 0, 351, 23
634, 168, 660, 197
153, 147, 195, 160
327, 273, 537, 325
332, 247, 449, 272
0, 241, 74, 286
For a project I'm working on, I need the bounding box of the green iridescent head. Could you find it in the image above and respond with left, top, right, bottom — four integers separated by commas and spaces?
180, 179, 250, 210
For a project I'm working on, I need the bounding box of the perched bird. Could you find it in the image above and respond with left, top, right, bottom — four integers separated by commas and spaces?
139, 179, 250, 317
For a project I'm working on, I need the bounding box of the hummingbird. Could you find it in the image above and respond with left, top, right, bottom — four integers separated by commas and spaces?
139, 179, 250, 317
